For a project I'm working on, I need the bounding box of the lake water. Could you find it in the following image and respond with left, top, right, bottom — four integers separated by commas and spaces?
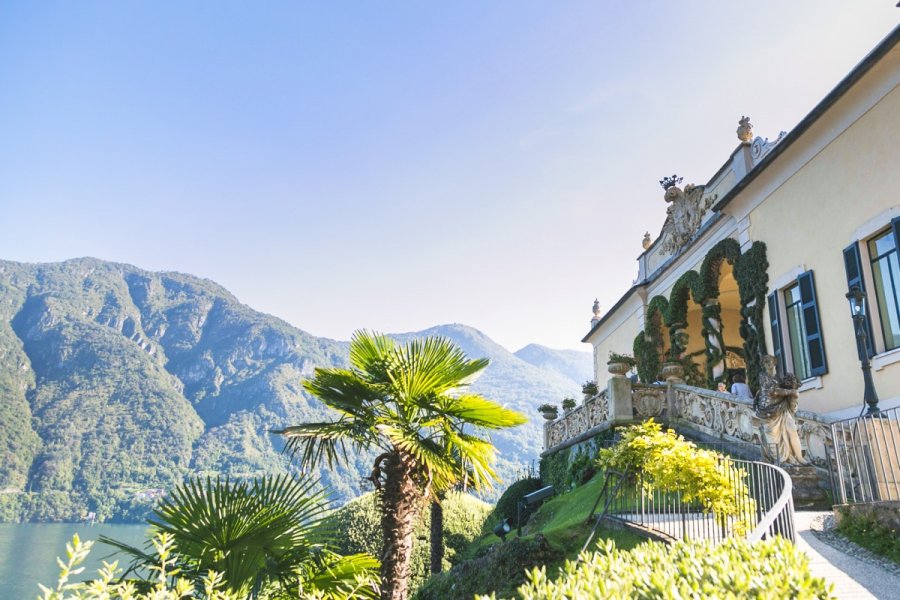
0, 523, 148, 599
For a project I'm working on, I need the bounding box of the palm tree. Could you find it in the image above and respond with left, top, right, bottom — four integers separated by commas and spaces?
274, 331, 527, 600
102, 475, 379, 599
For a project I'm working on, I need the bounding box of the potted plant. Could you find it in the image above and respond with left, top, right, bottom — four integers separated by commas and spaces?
607, 352, 636, 377
562, 397, 577, 413
582, 380, 599, 400
537, 403, 559, 421
660, 352, 685, 383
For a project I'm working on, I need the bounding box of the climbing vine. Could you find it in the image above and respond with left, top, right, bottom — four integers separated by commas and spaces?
633, 296, 668, 383
629, 237, 769, 393
734, 241, 769, 395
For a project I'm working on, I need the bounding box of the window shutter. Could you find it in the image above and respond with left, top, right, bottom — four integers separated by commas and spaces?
767, 291, 786, 376
892, 216, 900, 253
798, 270, 828, 376
843, 241, 875, 358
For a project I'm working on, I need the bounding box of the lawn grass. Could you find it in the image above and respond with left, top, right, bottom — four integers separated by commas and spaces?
462, 473, 644, 564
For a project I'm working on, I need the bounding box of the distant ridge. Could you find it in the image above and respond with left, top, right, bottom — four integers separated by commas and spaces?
515, 343, 593, 387
0, 258, 584, 522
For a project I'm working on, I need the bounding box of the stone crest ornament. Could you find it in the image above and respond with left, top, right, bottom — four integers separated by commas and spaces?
659, 174, 717, 255
737, 116, 753, 143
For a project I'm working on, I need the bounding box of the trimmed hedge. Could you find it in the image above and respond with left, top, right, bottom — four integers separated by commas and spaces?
479, 537, 834, 599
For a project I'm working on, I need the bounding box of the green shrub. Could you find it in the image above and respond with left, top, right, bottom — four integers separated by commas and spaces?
597, 420, 755, 533
479, 537, 834, 599
326, 490, 491, 594
538, 449, 568, 492
836, 509, 900, 564
38, 533, 239, 599
414, 534, 563, 600
489, 478, 543, 529
565, 450, 596, 488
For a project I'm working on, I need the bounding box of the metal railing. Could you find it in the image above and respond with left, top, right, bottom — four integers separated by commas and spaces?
587, 458, 795, 544
832, 406, 900, 504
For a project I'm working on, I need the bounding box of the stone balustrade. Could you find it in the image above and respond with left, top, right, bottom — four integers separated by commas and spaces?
543, 380, 835, 470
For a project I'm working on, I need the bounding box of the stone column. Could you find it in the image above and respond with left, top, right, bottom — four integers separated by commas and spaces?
607, 370, 634, 423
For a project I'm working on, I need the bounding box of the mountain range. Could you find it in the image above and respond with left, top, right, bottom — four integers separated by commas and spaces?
0, 258, 591, 522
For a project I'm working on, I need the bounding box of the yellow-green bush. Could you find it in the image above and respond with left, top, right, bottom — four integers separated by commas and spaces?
597, 420, 755, 533
480, 537, 834, 599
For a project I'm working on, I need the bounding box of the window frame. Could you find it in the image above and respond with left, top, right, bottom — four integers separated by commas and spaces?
865, 226, 900, 353
768, 270, 827, 382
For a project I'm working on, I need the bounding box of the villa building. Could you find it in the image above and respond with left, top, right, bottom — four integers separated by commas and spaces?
583, 25, 900, 421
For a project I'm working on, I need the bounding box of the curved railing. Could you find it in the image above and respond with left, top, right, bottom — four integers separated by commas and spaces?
589, 459, 795, 544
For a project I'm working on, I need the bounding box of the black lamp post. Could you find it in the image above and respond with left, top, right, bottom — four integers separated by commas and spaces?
846, 286, 880, 415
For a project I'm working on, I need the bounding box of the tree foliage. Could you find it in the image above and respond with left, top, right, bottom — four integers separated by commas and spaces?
275, 331, 527, 600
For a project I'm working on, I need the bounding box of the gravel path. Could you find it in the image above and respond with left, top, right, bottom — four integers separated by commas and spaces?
794, 511, 900, 599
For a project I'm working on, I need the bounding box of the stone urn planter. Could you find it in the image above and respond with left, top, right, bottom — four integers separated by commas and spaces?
661, 361, 685, 383
607, 361, 630, 377
538, 406, 559, 421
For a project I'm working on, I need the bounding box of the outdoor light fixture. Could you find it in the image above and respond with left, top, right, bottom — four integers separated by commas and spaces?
846, 286, 880, 415
492, 517, 511, 541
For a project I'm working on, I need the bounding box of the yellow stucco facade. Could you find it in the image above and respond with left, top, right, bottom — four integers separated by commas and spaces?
584, 27, 900, 418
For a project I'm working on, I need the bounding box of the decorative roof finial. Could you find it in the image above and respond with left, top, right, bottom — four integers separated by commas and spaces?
737, 116, 753, 143
642, 232, 652, 250
592, 299, 601, 319
659, 174, 683, 191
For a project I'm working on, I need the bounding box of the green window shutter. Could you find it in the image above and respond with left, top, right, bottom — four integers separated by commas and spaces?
798, 270, 828, 376
843, 241, 875, 358
767, 291, 786, 376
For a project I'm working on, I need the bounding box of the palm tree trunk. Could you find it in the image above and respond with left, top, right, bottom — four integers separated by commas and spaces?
429, 498, 444, 574
379, 452, 422, 600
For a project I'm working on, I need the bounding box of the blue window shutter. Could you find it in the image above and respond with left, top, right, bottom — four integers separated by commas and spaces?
798, 270, 827, 376
768, 291, 786, 376
843, 242, 875, 358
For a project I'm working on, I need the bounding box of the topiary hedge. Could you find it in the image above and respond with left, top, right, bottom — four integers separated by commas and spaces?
326, 490, 492, 595
489, 477, 543, 528
479, 536, 834, 599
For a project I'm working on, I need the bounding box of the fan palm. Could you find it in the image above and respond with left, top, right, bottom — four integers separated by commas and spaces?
274, 331, 527, 600
102, 474, 379, 599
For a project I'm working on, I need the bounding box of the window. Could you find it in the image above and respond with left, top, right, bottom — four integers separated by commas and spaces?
768, 270, 827, 380
784, 283, 812, 380
844, 216, 900, 356
868, 229, 900, 351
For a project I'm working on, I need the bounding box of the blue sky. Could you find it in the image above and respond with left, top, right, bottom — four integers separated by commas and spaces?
1, 2, 897, 351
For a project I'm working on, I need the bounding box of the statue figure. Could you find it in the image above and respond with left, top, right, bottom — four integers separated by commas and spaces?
756, 355, 808, 465
737, 116, 753, 143
659, 175, 717, 254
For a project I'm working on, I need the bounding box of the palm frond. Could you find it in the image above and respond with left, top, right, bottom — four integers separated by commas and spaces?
439, 393, 528, 429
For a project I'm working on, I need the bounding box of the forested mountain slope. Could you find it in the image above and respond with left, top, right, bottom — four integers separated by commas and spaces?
0, 258, 585, 521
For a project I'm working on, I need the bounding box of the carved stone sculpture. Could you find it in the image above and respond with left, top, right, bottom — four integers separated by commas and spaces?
737, 116, 753, 143
756, 355, 808, 465
659, 175, 717, 254
642, 232, 651, 250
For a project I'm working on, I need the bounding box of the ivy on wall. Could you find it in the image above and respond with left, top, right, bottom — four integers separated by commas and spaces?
733, 241, 769, 395
630, 238, 769, 392
633, 295, 668, 383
